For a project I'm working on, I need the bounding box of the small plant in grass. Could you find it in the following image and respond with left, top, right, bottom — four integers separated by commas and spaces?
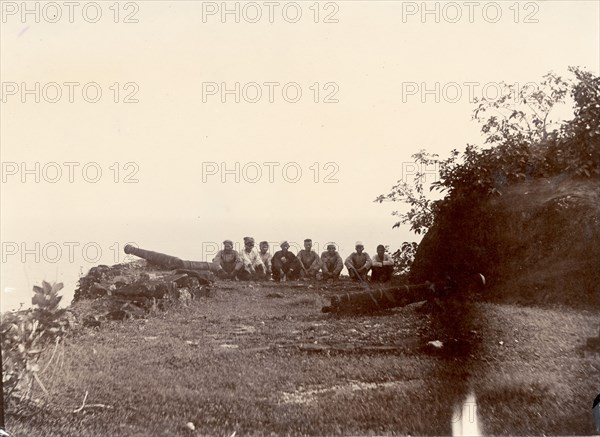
1, 281, 71, 409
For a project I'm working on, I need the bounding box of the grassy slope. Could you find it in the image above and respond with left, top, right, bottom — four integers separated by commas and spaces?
6, 282, 600, 436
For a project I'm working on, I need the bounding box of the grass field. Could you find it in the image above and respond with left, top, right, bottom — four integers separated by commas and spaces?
5, 280, 600, 436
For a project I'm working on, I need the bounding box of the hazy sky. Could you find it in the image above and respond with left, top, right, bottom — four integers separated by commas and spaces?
1, 0, 599, 310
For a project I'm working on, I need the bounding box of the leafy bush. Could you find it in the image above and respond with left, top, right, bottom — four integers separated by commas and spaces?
378, 68, 600, 256
390, 242, 419, 276
432, 68, 598, 200
375, 151, 441, 235
1, 281, 71, 407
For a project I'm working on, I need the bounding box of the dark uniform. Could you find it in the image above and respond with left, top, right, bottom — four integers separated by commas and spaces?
272, 241, 298, 281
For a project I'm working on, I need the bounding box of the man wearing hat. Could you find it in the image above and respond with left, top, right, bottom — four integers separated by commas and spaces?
295, 238, 321, 280
238, 237, 266, 280
212, 240, 244, 280
371, 244, 394, 283
320, 243, 344, 280
271, 241, 298, 282
258, 241, 272, 280
345, 241, 372, 282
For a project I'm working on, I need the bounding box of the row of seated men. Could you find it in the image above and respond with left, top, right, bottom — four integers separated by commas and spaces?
212, 238, 395, 283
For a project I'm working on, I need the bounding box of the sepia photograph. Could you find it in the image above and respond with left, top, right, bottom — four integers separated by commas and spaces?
1, 1, 599, 435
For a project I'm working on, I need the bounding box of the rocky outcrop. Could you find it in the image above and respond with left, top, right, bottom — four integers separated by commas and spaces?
410, 175, 600, 308
72, 261, 214, 326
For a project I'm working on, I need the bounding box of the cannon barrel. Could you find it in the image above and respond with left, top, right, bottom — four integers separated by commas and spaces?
322, 280, 453, 314
180, 260, 213, 270
124, 245, 184, 269
124, 245, 213, 271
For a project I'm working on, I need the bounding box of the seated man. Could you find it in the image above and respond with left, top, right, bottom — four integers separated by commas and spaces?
371, 244, 394, 283
295, 238, 321, 280
238, 237, 266, 280
258, 241, 272, 280
271, 241, 298, 282
320, 243, 343, 280
212, 240, 243, 279
345, 241, 372, 281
